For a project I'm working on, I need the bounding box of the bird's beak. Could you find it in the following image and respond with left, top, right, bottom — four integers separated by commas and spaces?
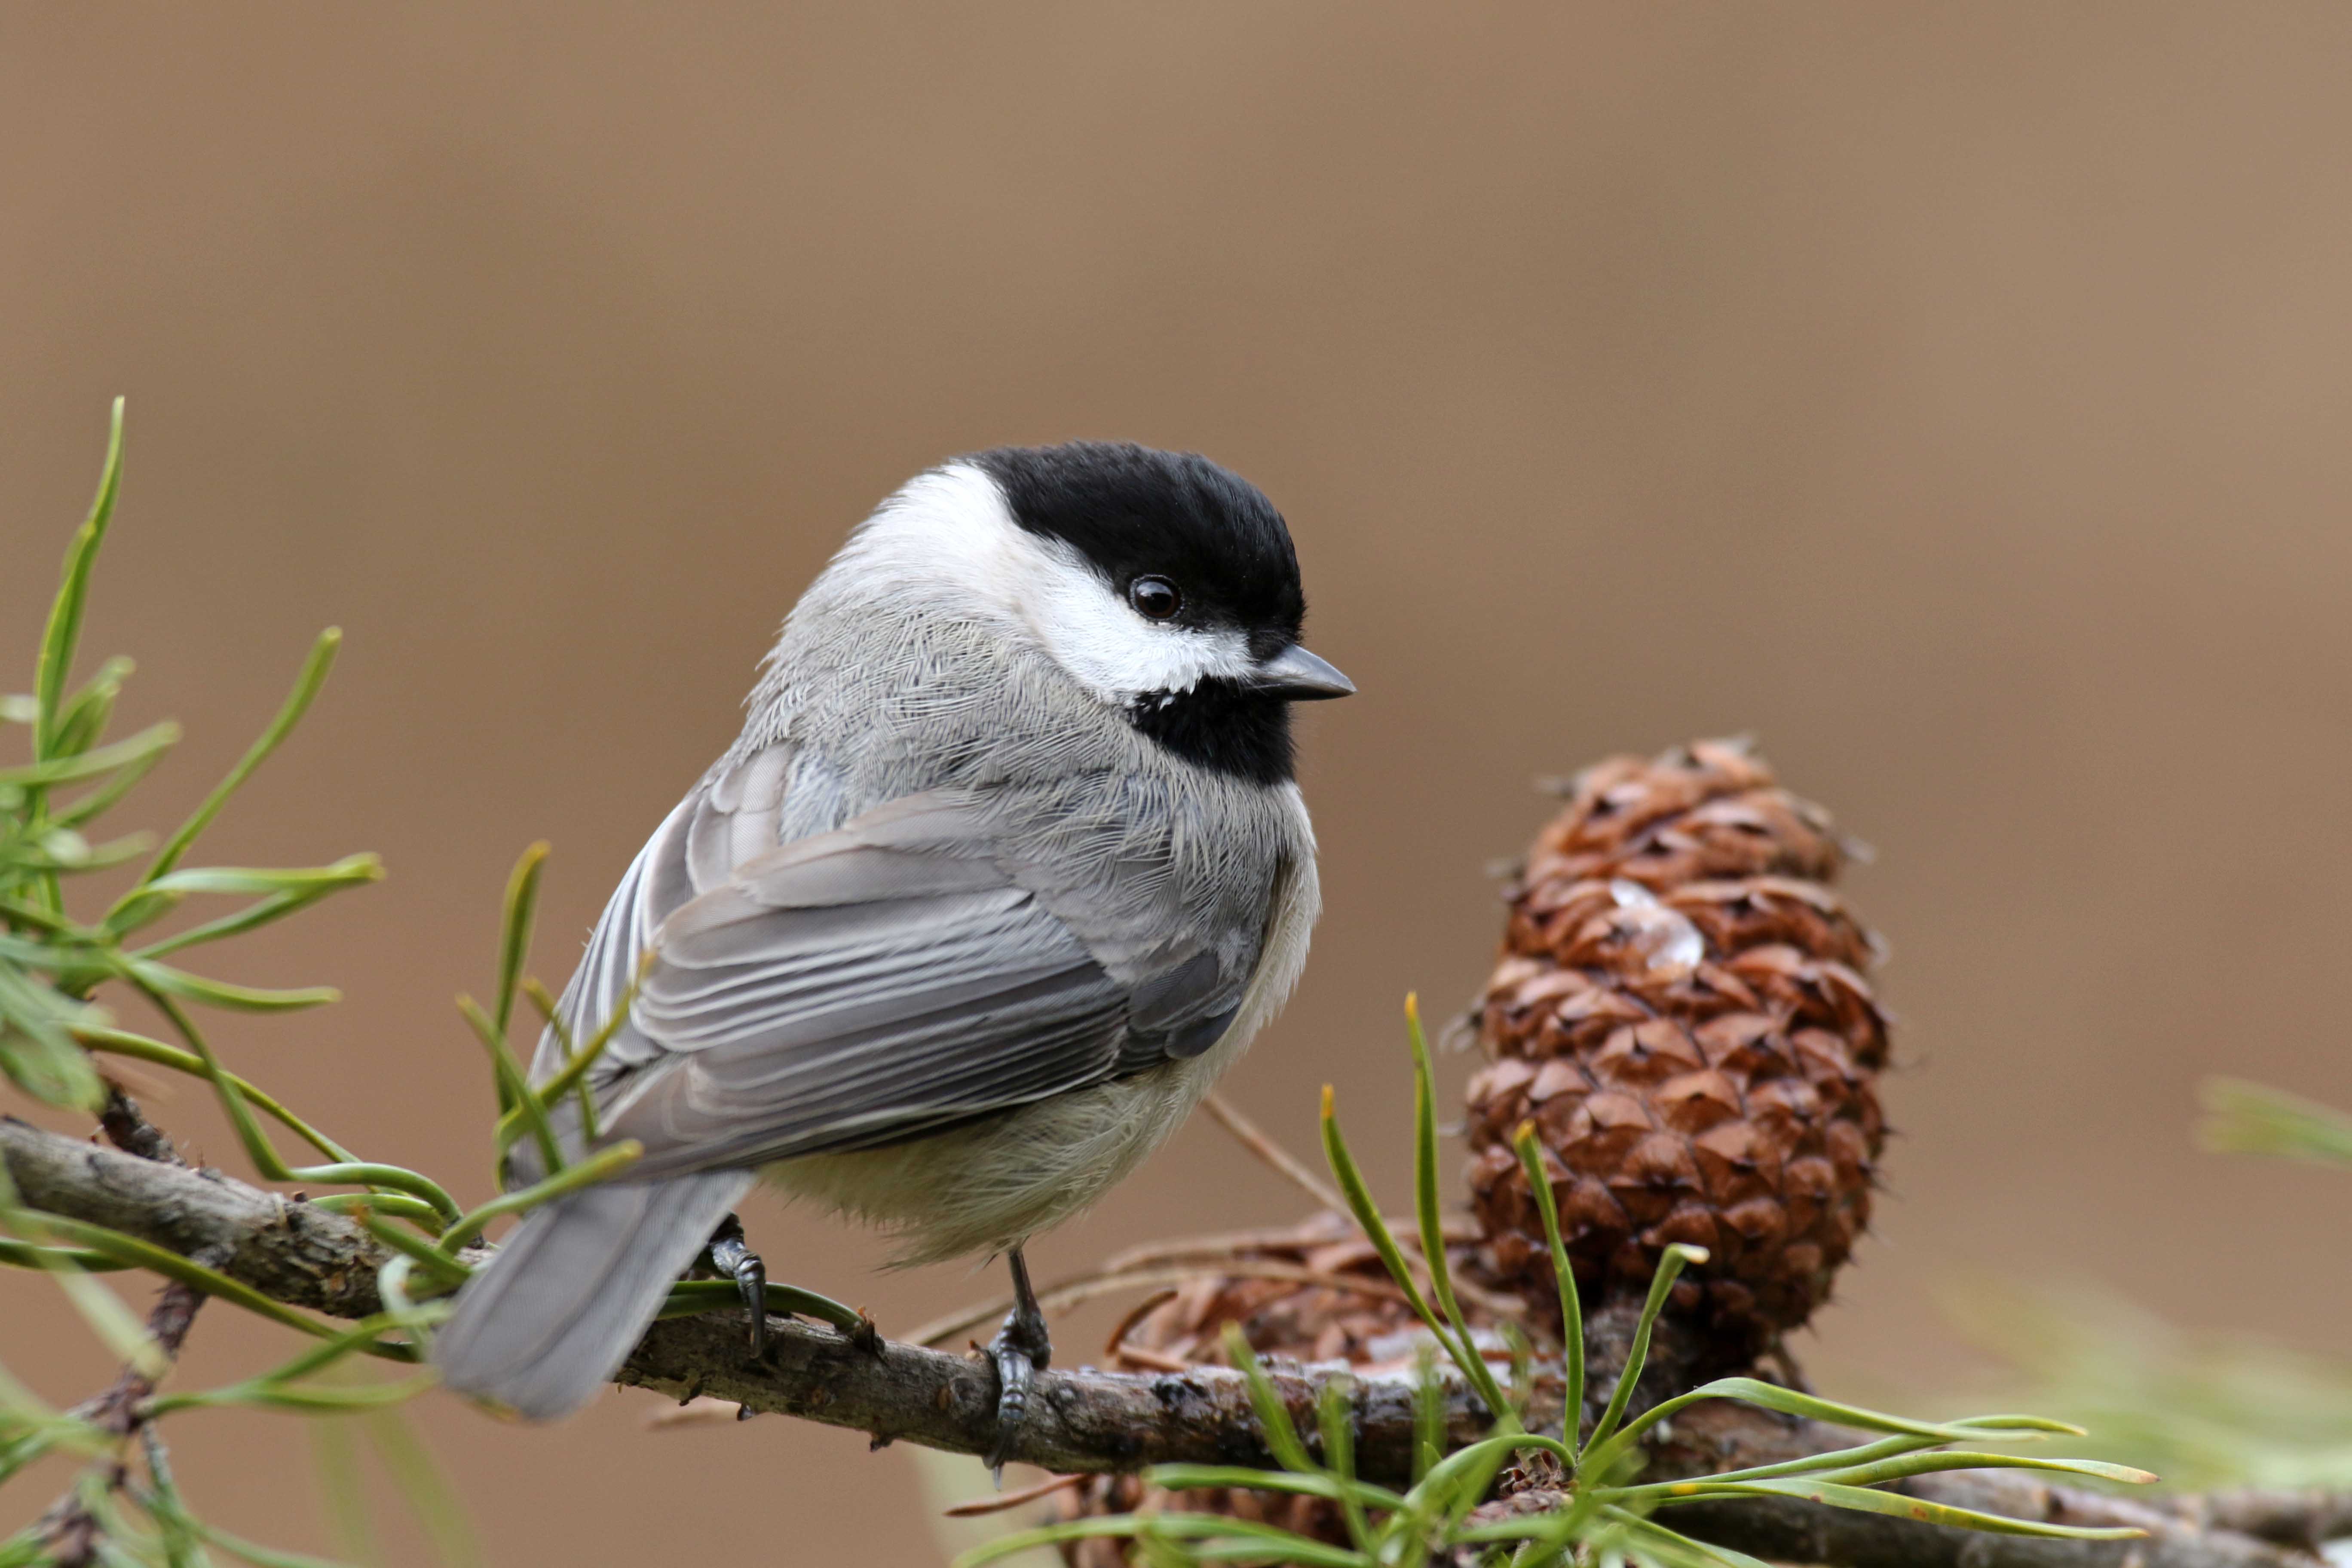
1249, 644, 1356, 700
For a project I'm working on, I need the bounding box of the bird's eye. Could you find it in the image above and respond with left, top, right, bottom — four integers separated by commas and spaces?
1127, 575, 1182, 622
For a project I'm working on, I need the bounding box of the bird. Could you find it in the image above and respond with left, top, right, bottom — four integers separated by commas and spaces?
432, 441, 1351, 1454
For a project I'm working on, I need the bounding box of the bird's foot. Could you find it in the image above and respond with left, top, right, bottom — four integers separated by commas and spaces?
983, 1246, 1050, 1477
701, 1212, 769, 1360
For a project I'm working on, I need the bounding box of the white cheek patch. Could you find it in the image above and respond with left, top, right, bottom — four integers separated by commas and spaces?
1012, 539, 1256, 704
831, 462, 1257, 706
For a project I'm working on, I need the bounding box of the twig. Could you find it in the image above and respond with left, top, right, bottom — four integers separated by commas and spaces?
943, 1470, 1089, 1518
1097, 1216, 1484, 1274
2163, 1490, 2352, 1553
1104, 1213, 1527, 1321
96, 1087, 182, 1167
35, 1095, 217, 1566
1176, 1114, 1524, 1326
644, 1395, 746, 1430
1577, 1397, 2319, 1568
1103, 1289, 1180, 1363
2, 1114, 425, 1319
904, 1259, 1418, 1351
904, 1216, 1520, 1351
2, 1115, 2341, 1568
1200, 1091, 1347, 1213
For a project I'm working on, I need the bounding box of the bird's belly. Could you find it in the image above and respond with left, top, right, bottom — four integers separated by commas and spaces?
762, 1051, 1228, 1267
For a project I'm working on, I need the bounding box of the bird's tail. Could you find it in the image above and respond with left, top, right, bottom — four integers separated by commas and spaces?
433, 1170, 755, 1421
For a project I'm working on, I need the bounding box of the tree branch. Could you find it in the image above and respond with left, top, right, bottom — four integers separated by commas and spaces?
2, 1115, 2338, 1568
1626, 1400, 2322, 1568
32, 1095, 221, 1566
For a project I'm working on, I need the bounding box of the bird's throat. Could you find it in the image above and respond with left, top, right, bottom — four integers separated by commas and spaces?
1125, 679, 1295, 785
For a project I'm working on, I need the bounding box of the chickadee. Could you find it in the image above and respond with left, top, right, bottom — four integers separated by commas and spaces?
434, 442, 1351, 1446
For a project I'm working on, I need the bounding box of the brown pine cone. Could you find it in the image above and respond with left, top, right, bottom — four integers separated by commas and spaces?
1465, 738, 1888, 1366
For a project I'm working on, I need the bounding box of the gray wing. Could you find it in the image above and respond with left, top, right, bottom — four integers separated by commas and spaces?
539, 747, 1243, 1182
524, 741, 799, 1087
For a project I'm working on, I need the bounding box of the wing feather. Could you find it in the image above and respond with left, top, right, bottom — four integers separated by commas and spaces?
528, 744, 1250, 1182
598, 806, 1232, 1177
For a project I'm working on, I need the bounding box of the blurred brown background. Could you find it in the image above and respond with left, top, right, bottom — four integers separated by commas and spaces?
8, 4, 2352, 1562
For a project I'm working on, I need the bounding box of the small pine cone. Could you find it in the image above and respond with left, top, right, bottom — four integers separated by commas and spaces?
1052, 1216, 1512, 1562
1466, 738, 1888, 1365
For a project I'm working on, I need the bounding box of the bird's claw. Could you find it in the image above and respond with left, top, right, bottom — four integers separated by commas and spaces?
984, 1336, 1039, 1475
703, 1213, 769, 1360
983, 1247, 1050, 1478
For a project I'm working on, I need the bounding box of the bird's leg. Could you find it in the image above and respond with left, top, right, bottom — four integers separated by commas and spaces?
700, 1213, 769, 1360
984, 1245, 1051, 1475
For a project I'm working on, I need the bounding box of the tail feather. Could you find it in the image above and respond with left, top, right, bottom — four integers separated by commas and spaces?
433, 1171, 754, 1420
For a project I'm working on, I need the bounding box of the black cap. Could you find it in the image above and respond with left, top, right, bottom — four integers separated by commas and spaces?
971, 442, 1305, 661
